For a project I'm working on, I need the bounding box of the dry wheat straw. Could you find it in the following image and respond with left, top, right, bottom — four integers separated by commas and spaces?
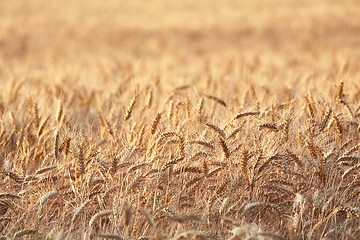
306, 141, 323, 159
101, 116, 114, 137
185, 96, 191, 117
136, 125, 146, 146
320, 108, 332, 131
258, 232, 286, 240
37, 116, 50, 138
126, 174, 143, 192
157, 132, 178, 144
219, 138, 230, 159
205, 123, 226, 138
39, 190, 59, 209
168, 100, 174, 120
59, 137, 71, 156
178, 136, 186, 157
201, 160, 209, 176
345, 144, 360, 155
13, 229, 37, 239
123, 202, 132, 227
333, 115, 343, 139
340, 100, 354, 118
77, 144, 85, 176
110, 156, 119, 175
342, 163, 360, 180
234, 111, 260, 120
219, 196, 230, 215
269, 178, 294, 187
54, 229, 65, 240
197, 97, 204, 120
259, 123, 279, 132
56, 99, 63, 123
174, 166, 202, 175
97, 233, 124, 240
54, 129, 60, 159
150, 113, 161, 135
161, 156, 185, 171
337, 156, 360, 165
208, 167, 222, 177
139, 208, 155, 228
305, 95, 315, 118
204, 94, 227, 107
185, 176, 203, 189
244, 201, 267, 211
189, 152, 211, 162
72, 199, 91, 222
89, 210, 112, 227
189, 140, 215, 150
337, 80, 344, 101
241, 149, 249, 183
257, 154, 279, 174
146, 88, 153, 108
174, 85, 191, 92
0, 193, 19, 200
32, 102, 39, 127
170, 214, 203, 223
227, 126, 242, 139
124, 95, 137, 121
171, 230, 209, 240
8, 111, 17, 131
286, 150, 303, 167
127, 162, 149, 173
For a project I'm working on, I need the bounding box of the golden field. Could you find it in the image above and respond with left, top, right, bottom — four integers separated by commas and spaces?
1, 0, 360, 239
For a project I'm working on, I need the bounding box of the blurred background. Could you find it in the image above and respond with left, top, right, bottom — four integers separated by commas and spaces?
0, 0, 359, 88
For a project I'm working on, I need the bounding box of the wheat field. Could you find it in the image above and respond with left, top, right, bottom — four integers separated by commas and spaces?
1, 0, 360, 239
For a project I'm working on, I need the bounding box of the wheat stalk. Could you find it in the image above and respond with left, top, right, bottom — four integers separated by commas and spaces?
241, 149, 249, 183
89, 210, 112, 227
333, 115, 343, 140
97, 233, 124, 240
197, 97, 204, 121
305, 95, 315, 118
56, 99, 63, 123
146, 87, 153, 108
205, 123, 226, 138
72, 199, 91, 222
189, 140, 215, 151
37, 116, 50, 138
204, 94, 227, 107
141, 208, 156, 228
150, 113, 161, 135
234, 111, 260, 120
123, 202, 132, 227
124, 95, 137, 121
54, 129, 60, 159
259, 123, 279, 132
336, 80, 344, 101
31, 102, 40, 128
219, 138, 230, 159
319, 108, 332, 131
39, 190, 59, 209
13, 229, 37, 239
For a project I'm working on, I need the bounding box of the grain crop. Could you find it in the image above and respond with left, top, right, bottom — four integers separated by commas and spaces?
0, 0, 360, 239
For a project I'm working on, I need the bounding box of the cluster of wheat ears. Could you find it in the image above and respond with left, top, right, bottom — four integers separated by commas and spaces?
0, 70, 360, 240
1, 0, 360, 239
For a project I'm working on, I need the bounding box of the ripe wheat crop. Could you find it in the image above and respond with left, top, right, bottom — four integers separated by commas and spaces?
0, 0, 360, 239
